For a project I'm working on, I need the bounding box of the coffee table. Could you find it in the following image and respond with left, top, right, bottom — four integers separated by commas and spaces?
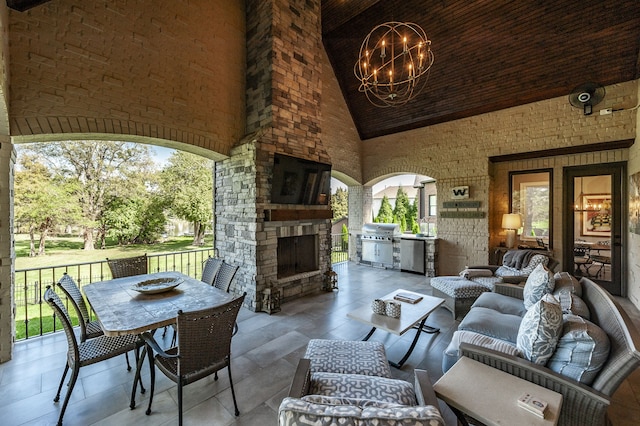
347, 289, 444, 368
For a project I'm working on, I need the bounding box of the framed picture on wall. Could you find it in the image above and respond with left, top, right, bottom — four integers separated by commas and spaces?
581, 194, 612, 236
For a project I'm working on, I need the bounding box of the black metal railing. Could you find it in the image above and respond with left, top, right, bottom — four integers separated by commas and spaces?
14, 248, 214, 340
331, 232, 349, 264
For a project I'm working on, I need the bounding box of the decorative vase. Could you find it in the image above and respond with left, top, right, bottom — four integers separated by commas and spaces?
371, 299, 386, 315
385, 300, 401, 318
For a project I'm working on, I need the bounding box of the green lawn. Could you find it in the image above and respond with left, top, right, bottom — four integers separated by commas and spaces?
14, 234, 214, 340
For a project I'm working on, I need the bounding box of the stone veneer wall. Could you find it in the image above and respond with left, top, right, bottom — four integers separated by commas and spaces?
215, 0, 331, 311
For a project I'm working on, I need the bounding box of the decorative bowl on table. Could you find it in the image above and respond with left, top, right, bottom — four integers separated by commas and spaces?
131, 277, 183, 294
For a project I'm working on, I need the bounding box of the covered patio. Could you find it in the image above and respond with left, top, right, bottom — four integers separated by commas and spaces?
1, 263, 639, 425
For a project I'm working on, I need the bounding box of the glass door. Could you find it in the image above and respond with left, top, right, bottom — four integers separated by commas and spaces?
563, 163, 626, 296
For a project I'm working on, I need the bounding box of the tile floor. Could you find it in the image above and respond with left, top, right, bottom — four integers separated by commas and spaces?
1, 262, 639, 425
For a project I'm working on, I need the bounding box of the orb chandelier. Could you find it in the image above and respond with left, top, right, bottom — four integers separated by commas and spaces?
354, 21, 434, 107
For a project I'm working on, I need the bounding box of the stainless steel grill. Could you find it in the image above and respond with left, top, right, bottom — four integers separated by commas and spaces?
361, 223, 400, 266
361, 223, 401, 241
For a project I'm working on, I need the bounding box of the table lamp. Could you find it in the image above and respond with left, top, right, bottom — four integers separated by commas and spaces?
502, 213, 522, 249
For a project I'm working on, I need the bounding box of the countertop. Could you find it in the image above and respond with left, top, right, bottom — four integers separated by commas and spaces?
400, 234, 437, 240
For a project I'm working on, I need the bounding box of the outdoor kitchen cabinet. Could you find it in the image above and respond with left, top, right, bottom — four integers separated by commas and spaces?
400, 236, 426, 274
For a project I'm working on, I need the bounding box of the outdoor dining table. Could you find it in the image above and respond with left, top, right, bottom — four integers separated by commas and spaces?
83, 271, 234, 336
82, 271, 235, 408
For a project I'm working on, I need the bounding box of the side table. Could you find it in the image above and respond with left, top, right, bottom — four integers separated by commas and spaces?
434, 357, 563, 426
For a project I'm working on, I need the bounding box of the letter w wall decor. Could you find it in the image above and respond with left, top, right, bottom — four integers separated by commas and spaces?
451, 186, 469, 199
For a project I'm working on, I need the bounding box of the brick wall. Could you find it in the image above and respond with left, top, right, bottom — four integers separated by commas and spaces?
628, 79, 640, 307
8, 0, 245, 155
320, 47, 362, 184
0, 139, 15, 362
359, 80, 637, 275
0, 3, 8, 135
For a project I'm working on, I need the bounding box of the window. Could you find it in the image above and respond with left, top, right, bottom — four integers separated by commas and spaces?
510, 170, 552, 246
428, 195, 437, 216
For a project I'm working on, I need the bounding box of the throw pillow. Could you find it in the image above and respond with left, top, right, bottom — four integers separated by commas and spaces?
523, 263, 555, 310
302, 395, 403, 409
547, 314, 610, 385
309, 372, 417, 406
520, 254, 550, 275
553, 289, 591, 319
553, 272, 582, 297
517, 293, 563, 365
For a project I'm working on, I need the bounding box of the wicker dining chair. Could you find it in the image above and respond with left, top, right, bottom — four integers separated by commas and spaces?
212, 261, 239, 292
107, 254, 148, 278
200, 256, 223, 286
56, 273, 133, 370
44, 286, 144, 426
140, 293, 246, 425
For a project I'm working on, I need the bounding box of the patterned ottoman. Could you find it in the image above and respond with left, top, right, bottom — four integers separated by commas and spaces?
431, 276, 494, 319
304, 339, 392, 378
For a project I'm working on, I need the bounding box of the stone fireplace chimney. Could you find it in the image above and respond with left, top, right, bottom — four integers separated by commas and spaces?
214, 0, 332, 312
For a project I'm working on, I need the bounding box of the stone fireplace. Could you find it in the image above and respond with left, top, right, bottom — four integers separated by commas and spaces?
277, 234, 318, 278
213, 0, 330, 312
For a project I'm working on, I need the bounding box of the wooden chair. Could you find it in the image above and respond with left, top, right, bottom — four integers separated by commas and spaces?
107, 254, 148, 278
139, 293, 246, 425
56, 273, 133, 371
44, 286, 144, 426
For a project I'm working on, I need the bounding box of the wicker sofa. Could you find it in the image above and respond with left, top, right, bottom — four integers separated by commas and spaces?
278, 339, 444, 425
442, 272, 640, 426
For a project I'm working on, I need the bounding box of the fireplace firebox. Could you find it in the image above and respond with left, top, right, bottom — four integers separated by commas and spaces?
277, 235, 318, 278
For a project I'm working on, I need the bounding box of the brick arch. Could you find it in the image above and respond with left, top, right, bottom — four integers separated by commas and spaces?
12, 129, 230, 161
364, 169, 440, 187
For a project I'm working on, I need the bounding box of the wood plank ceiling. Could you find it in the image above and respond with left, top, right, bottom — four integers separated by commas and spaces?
7, 1, 640, 141
322, 0, 640, 140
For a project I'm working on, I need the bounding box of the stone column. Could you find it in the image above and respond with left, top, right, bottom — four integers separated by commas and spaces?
0, 138, 15, 362
347, 185, 372, 260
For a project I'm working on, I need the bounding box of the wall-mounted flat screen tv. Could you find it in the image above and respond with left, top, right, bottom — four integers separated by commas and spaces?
271, 153, 331, 205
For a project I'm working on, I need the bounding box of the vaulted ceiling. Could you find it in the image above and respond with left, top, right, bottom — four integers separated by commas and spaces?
322, 0, 640, 139
7, 1, 640, 141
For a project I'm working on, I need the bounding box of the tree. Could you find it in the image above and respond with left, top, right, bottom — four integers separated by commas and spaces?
331, 187, 348, 220
14, 154, 80, 256
393, 188, 410, 231
341, 223, 348, 251
22, 141, 155, 250
160, 151, 213, 246
102, 196, 166, 245
375, 195, 394, 223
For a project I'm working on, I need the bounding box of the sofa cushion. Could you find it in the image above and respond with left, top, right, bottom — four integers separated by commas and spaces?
553, 289, 591, 319
468, 276, 503, 290
517, 294, 563, 365
553, 271, 582, 297
547, 314, 610, 385
304, 339, 392, 378
309, 372, 417, 406
523, 263, 555, 310
442, 330, 520, 372
278, 397, 445, 426
471, 292, 528, 317
520, 254, 550, 274
458, 306, 522, 343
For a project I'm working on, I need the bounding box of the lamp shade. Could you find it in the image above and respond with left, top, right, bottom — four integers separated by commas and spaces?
502, 213, 522, 230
